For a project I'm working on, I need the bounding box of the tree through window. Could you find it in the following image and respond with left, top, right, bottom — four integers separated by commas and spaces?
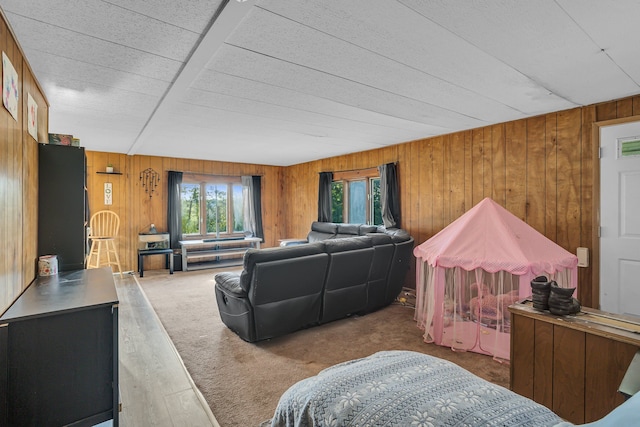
180, 174, 244, 238
331, 167, 382, 225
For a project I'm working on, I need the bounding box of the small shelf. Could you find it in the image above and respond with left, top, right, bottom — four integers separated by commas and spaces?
96, 171, 123, 175
179, 237, 261, 271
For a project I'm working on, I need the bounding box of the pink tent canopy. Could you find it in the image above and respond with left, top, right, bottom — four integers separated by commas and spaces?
413, 197, 578, 361
414, 197, 578, 277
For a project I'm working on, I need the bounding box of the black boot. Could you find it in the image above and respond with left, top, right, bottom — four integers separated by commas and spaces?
530, 275, 551, 311
548, 281, 581, 315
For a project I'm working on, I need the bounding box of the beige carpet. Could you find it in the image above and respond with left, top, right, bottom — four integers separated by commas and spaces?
136, 268, 509, 427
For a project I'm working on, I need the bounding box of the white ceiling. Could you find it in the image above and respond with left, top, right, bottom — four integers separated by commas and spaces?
2, 0, 639, 166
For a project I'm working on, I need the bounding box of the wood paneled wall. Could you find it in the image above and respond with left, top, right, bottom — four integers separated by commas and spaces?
0, 11, 49, 314
85, 152, 284, 272
284, 97, 640, 308
3, 1, 637, 315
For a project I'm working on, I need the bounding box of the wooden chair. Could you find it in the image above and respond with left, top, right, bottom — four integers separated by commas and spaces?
87, 210, 123, 277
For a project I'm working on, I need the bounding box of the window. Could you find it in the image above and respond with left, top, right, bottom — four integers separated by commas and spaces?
331, 168, 382, 225
180, 174, 244, 238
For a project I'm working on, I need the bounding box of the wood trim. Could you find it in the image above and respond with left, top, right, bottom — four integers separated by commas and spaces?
332, 167, 379, 181
590, 114, 640, 309
182, 172, 243, 183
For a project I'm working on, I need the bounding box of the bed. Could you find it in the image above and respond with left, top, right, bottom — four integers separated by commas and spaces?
269, 350, 568, 427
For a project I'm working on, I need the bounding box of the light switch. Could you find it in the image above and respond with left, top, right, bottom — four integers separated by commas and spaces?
577, 247, 589, 267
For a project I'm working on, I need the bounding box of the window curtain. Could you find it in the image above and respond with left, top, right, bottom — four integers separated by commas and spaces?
242, 175, 264, 241
378, 162, 400, 228
167, 171, 183, 249
318, 172, 333, 222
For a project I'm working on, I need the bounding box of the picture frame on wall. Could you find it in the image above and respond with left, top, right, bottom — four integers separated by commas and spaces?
2, 51, 19, 121
28, 93, 37, 140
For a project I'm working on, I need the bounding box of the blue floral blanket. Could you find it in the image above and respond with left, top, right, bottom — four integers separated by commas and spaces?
270, 350, 567, 427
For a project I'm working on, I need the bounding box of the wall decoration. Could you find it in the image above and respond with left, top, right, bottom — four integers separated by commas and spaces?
28, 93, 37, 140
2, 52, 18, 121
48, 133, 74, 145
104, 182, 113, 205
139, 167, 160, 198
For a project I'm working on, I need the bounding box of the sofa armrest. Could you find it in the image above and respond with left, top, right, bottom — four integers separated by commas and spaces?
215, 272, 246, 297
279, 238, 308, 247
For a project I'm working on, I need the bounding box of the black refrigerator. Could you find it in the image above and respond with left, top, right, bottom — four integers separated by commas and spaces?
38, 143, 87, 271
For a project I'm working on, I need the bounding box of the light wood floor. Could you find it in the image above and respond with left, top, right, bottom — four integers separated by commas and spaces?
114, 272, 218, 427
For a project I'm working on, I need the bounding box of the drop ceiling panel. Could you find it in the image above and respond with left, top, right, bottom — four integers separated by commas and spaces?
136, 104, 413, 165
182, 89, 432, 143
49, 107, 145, 153
1, 0, 639, 166
558, 0, 640, 85
4, 13, 182, 81
1, 0, 199, 60
209, 46, 491, 130
29, 53, 169, 97
258, 0, 576, 115
226, 7, 525, 123
171, 102, 422, 153
135, 115, 381, 166
400, 0, 639, 105
191, 70, 450, 135
104, 0, 224, 33
44, 78, 158, 119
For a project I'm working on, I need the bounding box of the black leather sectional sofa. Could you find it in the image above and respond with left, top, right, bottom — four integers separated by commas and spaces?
214, 222, 414, 342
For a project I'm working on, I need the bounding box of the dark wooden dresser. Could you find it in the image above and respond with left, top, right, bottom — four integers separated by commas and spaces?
509, 301, 640, 424
0, 268, 119, 426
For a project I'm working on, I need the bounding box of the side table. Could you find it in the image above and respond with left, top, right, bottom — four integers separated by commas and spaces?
138, 248, 174, 277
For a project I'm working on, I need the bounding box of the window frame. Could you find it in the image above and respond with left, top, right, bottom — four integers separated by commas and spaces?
180, 173, 245, 240
331, 167, 381, 226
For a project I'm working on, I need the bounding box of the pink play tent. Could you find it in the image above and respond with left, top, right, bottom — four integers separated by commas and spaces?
413, 197, 578, 361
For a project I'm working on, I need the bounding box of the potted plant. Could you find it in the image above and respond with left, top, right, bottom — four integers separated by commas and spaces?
106, 163, 114, 173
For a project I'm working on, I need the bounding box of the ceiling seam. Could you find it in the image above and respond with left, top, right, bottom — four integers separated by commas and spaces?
223, 43, 488, 124
554, 0, 640, 88
127, 0, 253, 156
395, 0, 577, 106
255, 5, 528, 115
189, 81, 453, 132
4, 11, 189, 62
100, 0, 205, 33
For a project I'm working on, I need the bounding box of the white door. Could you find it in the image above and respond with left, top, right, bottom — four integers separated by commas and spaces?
600, 121, 640, 317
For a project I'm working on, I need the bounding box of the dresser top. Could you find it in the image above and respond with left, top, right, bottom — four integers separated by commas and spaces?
509, 300, 640, 347
0, 267, 118, 323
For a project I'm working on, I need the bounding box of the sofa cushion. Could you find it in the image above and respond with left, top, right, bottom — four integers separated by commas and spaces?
381, 228, 412, 242
359, 224, 378, 235
307, 231, 331, 242
367, 233, 393, 246
250, 254, 328, 340
322, 236, 373, 253
240, 242, 325, 292
335, 223, 360, 238
308, 221, 338, 242
321, 237, 374, 323
311, 221, 338, 235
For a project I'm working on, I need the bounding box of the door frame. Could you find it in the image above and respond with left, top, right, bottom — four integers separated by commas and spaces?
591, 114, 640, 309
